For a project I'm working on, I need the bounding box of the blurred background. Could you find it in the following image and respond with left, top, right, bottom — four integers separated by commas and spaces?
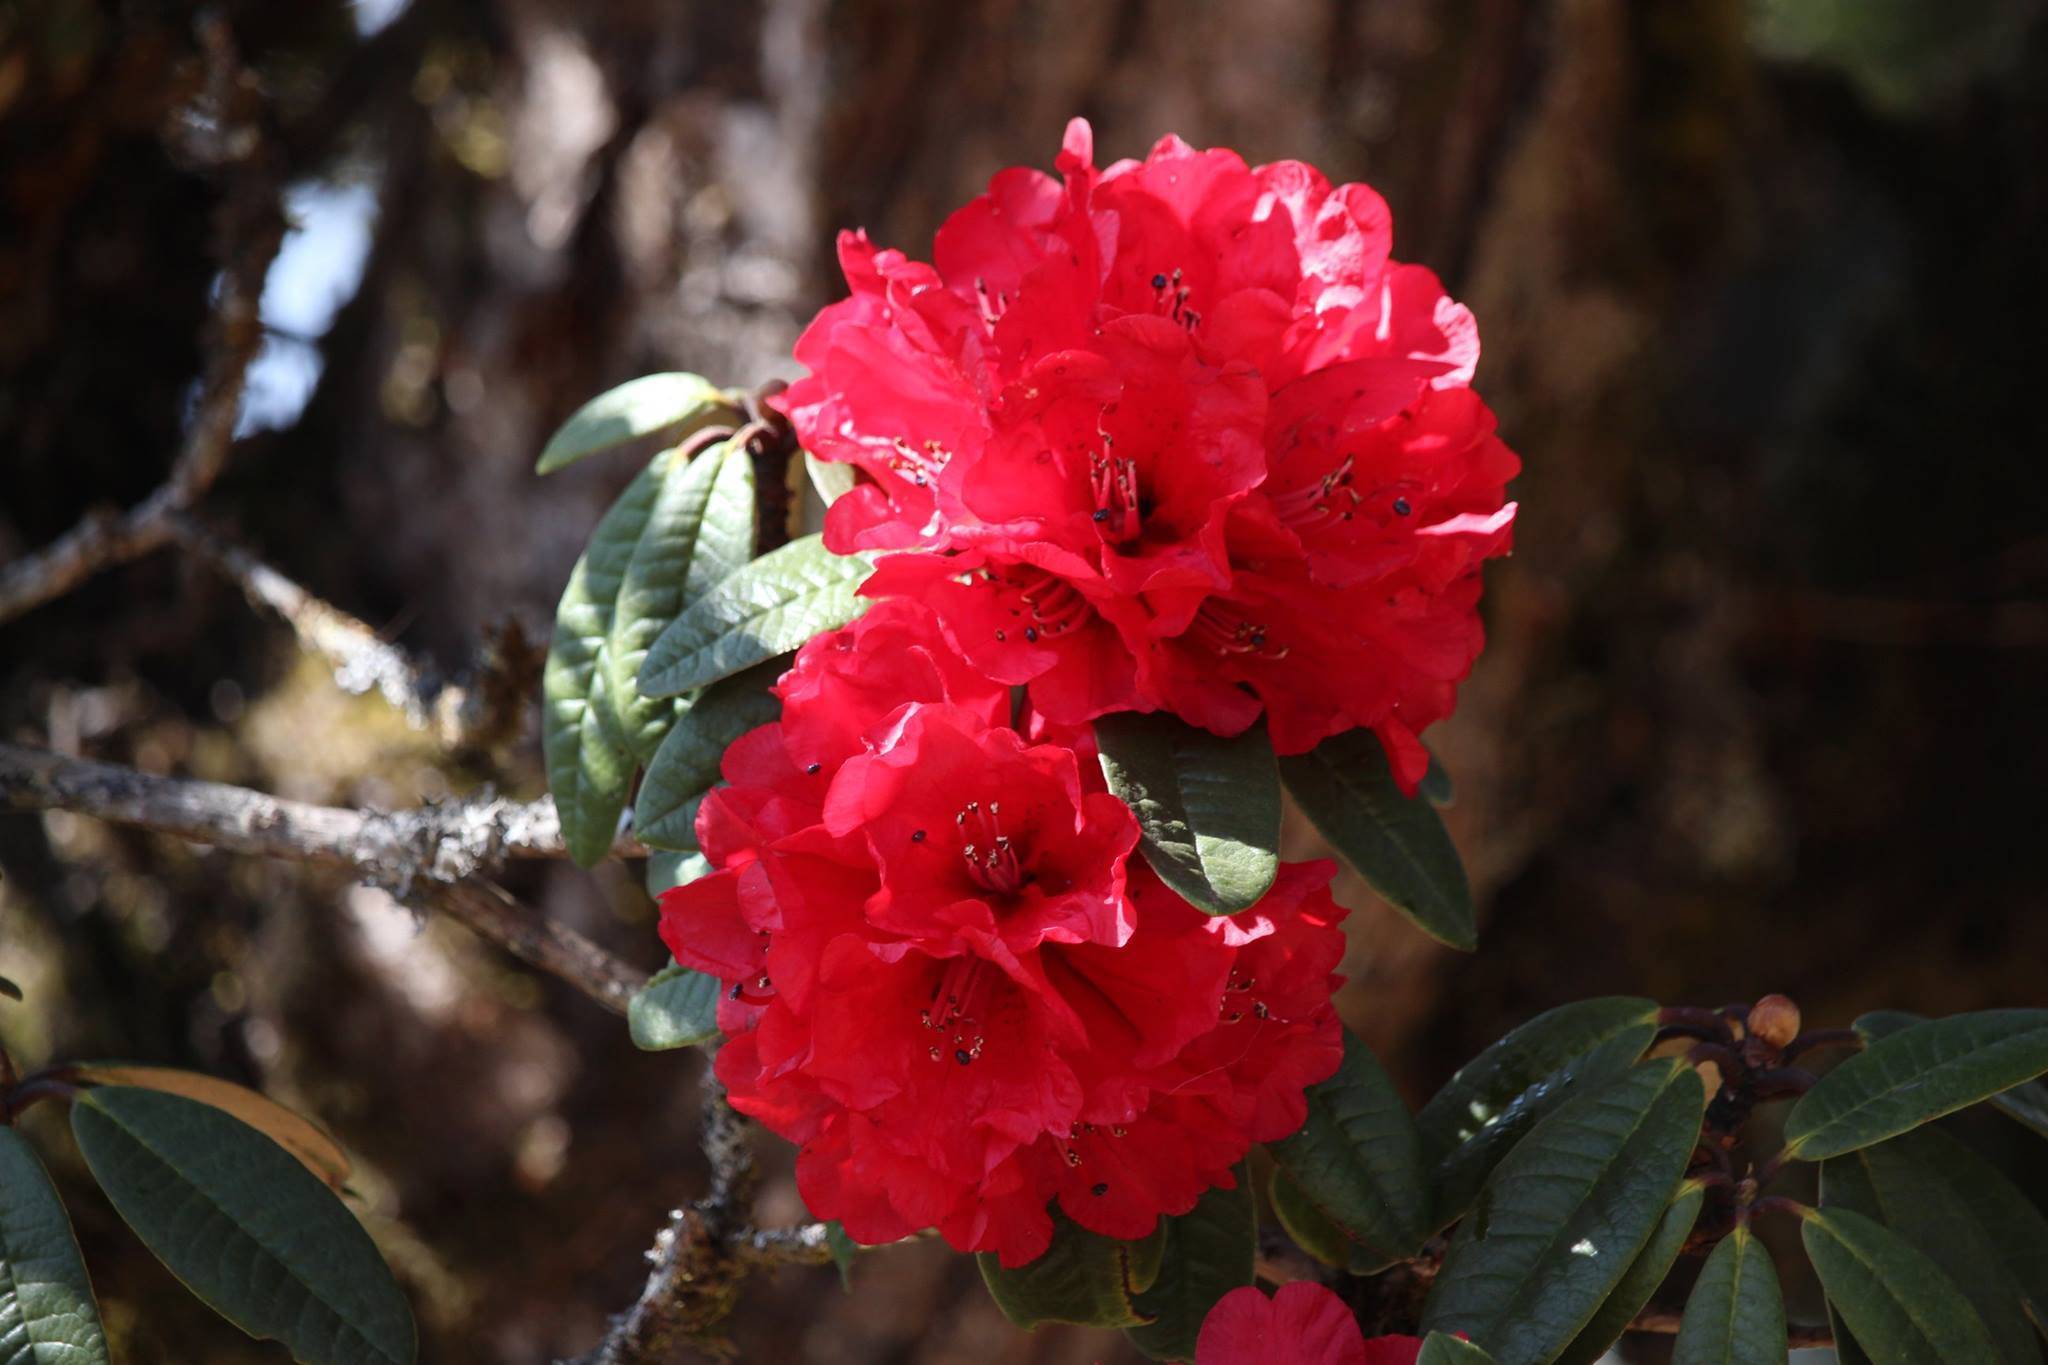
2, 0, 2044, 1359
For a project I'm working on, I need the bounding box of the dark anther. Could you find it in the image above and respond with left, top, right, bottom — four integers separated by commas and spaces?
805, 762, 822, 775
1024, 627, 1038, 642
995, 629, 1007, 641
1092, 508, 1109, 522
1392, 497, 1412, 516
1151, 273, 1168, 290
912, 829, 927, 842
954, 1049, 972, 1066
730, 983, 744, 1000
1091, 1182, 1109, 1197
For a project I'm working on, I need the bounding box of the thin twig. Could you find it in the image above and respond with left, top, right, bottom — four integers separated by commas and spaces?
0, 743, 645, 1012
168, 515, 534, 749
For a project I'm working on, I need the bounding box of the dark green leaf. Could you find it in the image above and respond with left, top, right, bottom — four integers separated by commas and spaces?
1278, 729, 1475, 949
71, 1086, 415, 1365
1672, 1225, 1787, 1365
1419, 1334, 1498, 1365
1801, 1206, 1999, 1365
977, 1212, 1166, 1331
1554, 1180, 1704, 1365
627, 962, 721, 1051
633, 661, 784, 851
1422, 1059, 1706, 1365
1420, 751, 1455, 808
1269, 1031, 1431, 1262
0, 1125, 108, 1365
1421, 1003, 1660, 1224
1821, 1130, 2044, 1364
607, 439, 758, 760
1267, 1166, 1360, 1271
639, 535, 873, 698
1095, 713, 1280, 915
73, 1064, 351, 1191
1856, 1010, 2048, 1140
1124, 1165, 1256, 1362
0, 975, 21, 1002
543, 456, 667, 866
1785, 1009, 2048, 1161
535, 373, 738, 474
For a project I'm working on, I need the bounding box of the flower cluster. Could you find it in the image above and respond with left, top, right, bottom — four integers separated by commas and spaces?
777, 119, 1517, 787
660, 602, 1346, 1264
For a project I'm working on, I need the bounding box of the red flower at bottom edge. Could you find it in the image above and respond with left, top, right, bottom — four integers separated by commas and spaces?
1196, 1283, 1425, 1365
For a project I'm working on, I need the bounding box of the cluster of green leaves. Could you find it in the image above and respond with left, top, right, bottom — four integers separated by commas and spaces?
980, 1002, 2048, 1362
0, 1063, 414, 1364
1096, 713, 1472, 947
537, 374, 877, 1049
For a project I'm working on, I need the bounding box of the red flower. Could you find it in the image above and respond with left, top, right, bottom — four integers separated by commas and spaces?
777, 120, 1517, 788
1196, 1284, 1425, 1365
657, 601, 1348, 1265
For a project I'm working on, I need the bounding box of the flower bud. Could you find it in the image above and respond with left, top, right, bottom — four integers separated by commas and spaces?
1746, 994, 1801, 1051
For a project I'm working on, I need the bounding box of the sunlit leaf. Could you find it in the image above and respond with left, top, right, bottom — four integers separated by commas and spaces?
1095, 713, 1280, 915
535, 373, 738, 474
0, 1126, 108, 1364
639, 535, 873, 698
627, 962, 721, 1052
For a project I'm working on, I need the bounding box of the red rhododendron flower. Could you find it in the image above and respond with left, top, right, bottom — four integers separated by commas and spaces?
657, 600, 1348, 1264
1196, 1284, 1425, 1365
777, 119, 1518, 788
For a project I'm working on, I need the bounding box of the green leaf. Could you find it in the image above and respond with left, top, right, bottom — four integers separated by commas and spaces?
1856, 1010, 2048, 1139
1278, 728, 1475, 949
1800, 1206, 2000, 1365
804, 452, 859, 506
627, 962, 722, 1051
606, 440, 758, 760
645, 849, 711, 897
1820, 1130, 2044, 1365
70, 1086, 415, 1365
639, 535, 873, 698
1784, 1009, 2048, 1161
1672, 1225, 1787, 1365
1124, 1165, 1256, 1362
1094, 712, 1280, 915
1420, 751, 1455, 808
543, 456, 667, 866
633, 661, 784, 851
1269, 1030, 1430, 1262
1553, 1180, 1705, 1365
72, 1064, 351, 1191
1421, 1059, 1706, 1365
535, 373, 738, 474
1419, 1002, 1660, 1224
0, 1125, 109, 1365
977, 1212, 1166, 1331
1267, 1166, 1358, 1271
1419, 1334, 1498, 1365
